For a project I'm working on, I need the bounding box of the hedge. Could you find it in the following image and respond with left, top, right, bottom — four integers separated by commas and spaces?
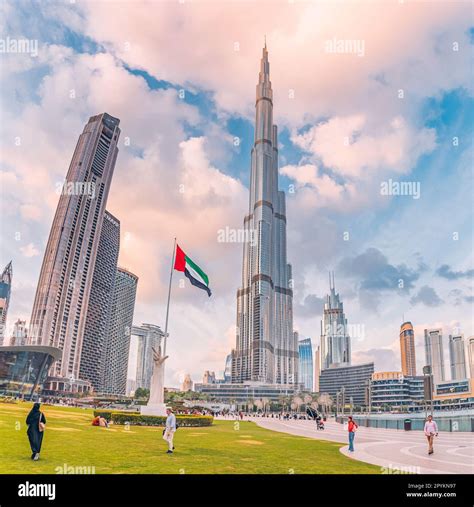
93, 410, 213, 427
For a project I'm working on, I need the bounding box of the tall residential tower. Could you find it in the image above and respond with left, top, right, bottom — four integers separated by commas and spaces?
424, 328, 445, 384
231, 44, 296, 385
0, 261, 13, 345
449, 334, 467, 380
28, 113, 120, 385
400, 321, 416, 376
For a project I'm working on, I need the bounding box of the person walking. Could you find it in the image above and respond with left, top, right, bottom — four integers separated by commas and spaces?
163, 408, 176, 454
347, 416, 358, 452
424, 414, 439, 455
26, 402, 46, 461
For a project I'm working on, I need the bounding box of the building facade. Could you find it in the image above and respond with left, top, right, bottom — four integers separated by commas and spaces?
319, 362, 374, 407
181, 374, 193, 392
449, 334, 467, 380
11, 319, 28, 347
134, 323, 165, 390
28, 113, 121, 386
0, 345, 61, 399
232, 45, 296, 386
79, 211, 120, 392
400, 321, 416, 376
320, 273, 351, 369
469, 337, 474, 379
314, 345, 320, 393
102, 267, 138, 394
0, 261, 13, 346
224, 354, 232, 383
370, 371, 425, 410
424, 329, 446, 384
298, 338, 313, 391
203, 370, 216, 384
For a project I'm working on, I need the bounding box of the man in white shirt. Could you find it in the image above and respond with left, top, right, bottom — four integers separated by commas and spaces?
163, 408, 176, 454
424, 415, 439, 455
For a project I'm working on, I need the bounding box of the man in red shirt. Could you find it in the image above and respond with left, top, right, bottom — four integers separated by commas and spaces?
348, 416, 358, 452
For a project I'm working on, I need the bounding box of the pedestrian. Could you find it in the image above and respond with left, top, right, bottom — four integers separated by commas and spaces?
347, 416, 358, 452
163, 408, 176, 454
26, 402, 46, 461
424, 414, 439, 455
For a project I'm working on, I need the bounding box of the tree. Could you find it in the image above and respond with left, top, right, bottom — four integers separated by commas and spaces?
134, 388, 150, 400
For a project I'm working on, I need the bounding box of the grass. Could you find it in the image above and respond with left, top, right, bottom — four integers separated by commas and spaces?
0, 402, 379, 474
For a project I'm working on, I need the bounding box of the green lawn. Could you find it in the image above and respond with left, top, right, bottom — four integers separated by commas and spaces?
0, 402, 379, 474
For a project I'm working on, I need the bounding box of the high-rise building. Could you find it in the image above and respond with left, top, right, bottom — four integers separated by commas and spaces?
203, 370, 216, 384
134, 323, 165, 390
298, 338, 313, 391
102, 267, 138, 394
424, 329, 446, 384
449, 334, 467, 380
400, 321, 416, 376
469, 336, 474, 379
231, 44, 296, 385
11, 319, 27, 347
314, 345, 320, 393
181, 374, 193, 392
320, 272, 351, 369
0, 261, 13, 346
224, 354, 232, 383
79, 211, 120, 392
28, 113, 121, 386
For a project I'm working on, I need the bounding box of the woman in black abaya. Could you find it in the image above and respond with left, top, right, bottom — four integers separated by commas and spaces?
26, 402, 46, 460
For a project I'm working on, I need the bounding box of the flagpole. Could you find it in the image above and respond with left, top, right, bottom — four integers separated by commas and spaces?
163, 237, 176, 357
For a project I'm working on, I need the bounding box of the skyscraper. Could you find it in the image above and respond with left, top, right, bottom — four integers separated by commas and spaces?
424, 329, 445, 384
469, 336, 474, 379
181, 374, 193, 392
102, 267, 138, 394
0, 261, 13, 346
134, 323, 165, 390
298, 338, 314, 391
320, 272, 351, 369
79, 211, 120, 392
449, 334, 467, 380
224, 354, 232, 382
314, 345, 320, 392
11, 319, 27, 347
231, 44, 296, 385
28, 113, 121, 386
400, 321, 416, 376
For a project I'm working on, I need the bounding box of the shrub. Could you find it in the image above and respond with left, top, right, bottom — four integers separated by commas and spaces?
93, 410, 213, 427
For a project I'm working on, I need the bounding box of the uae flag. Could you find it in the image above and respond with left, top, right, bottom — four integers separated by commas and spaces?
174, 244, 212, 297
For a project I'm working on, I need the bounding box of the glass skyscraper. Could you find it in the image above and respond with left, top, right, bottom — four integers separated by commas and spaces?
298, 338, 313, 391
424, 328, 446, 384
320, 272, 351, 369
400, 321, 416, 376
28, 113, 121, 385
102, 267, 138, 395
231, 45, 297, 385
79, 211, 120, 392
0, 261, 12, 346
449, 334, 467, 380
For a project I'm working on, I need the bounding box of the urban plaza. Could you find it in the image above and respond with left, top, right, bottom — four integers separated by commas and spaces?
0, 1, 472, 506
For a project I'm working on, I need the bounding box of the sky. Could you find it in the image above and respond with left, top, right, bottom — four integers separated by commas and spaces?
1, 0, 473, 388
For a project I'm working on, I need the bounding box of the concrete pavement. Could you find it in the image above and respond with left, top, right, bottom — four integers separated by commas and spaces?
251, 417, 474, 474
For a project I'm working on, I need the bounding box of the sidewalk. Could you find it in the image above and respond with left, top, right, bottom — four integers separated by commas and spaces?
253, 417, 474, 474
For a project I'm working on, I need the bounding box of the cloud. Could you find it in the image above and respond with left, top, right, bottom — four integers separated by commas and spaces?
19, 243, 40, 257
294, 294, 325, 319
436, 264, 474, 280
410, 286, 443, 307
290, 115, 436, 180
338, 247, 420, 292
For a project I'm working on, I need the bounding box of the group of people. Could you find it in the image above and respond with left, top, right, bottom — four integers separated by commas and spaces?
345, 414, 439, 455
25, 403, 441, 460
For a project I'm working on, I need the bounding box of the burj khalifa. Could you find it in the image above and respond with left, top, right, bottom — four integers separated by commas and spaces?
231, 45, 298, 385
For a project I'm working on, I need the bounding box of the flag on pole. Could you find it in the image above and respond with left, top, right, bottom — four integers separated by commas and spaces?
174, 244, 212, 297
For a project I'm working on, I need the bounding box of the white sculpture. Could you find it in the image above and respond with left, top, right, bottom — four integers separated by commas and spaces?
141, 345, 169, 416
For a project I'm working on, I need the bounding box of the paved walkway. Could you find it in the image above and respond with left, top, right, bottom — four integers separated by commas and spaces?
251, 417, 474, 474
